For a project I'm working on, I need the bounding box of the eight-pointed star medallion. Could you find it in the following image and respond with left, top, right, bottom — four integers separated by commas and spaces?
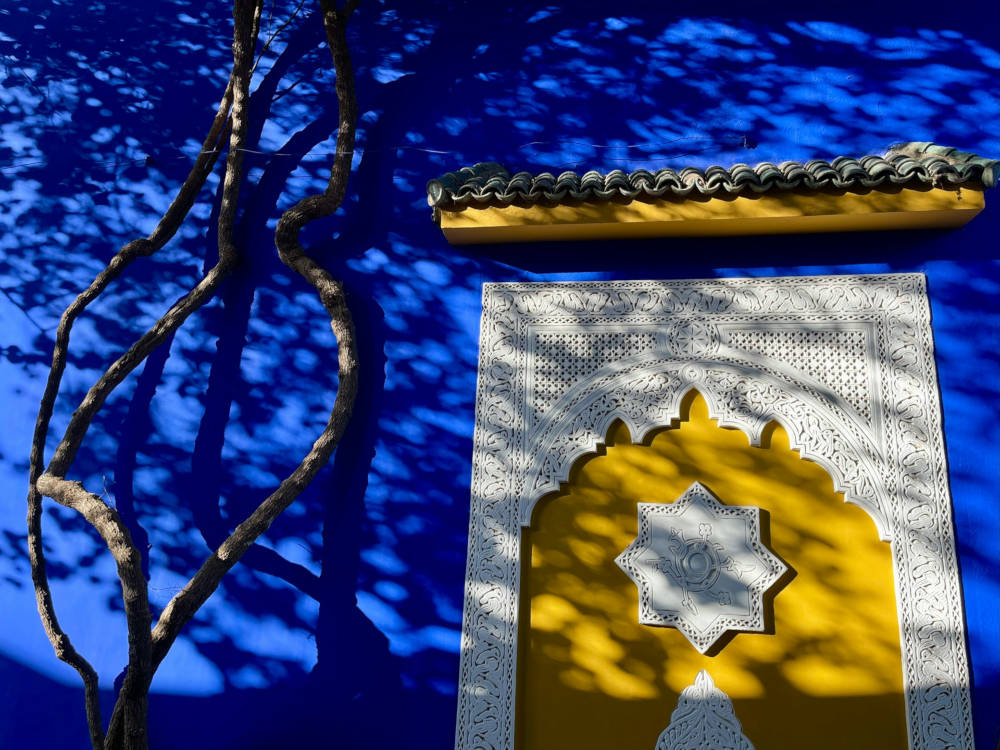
615, 481, 788, 654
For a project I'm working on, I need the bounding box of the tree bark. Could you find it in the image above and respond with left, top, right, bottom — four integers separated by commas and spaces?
151, 0, 362, 670
36, 476, 153, 750
25, 17, 238, 750
101, 3, 263, 748
27, 0, 364, 747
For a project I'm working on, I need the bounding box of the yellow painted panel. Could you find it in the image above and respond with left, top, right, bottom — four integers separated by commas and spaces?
440, 187, 985, 244
516, 393, 907, 750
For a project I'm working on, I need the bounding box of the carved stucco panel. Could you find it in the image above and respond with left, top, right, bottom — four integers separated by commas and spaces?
616, 482, 789, 654
456, 275, 972, 750
655, 670, 755, 750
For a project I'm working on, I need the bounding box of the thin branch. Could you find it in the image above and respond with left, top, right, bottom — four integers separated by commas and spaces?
99, 6, 263, 750
272, 75, 310, 105
251, 0, 309, 76
27, 34, 235, 531
149, 0, 362, 667
24, 526, 104, 750
217, 6, 263, 262
27, 2, 260, 749
25, 18, 238, 750
45, 261, 236, 481
44, 2, 261, 483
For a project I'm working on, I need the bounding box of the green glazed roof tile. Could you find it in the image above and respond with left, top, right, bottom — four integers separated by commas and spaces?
426, 142, 999, 211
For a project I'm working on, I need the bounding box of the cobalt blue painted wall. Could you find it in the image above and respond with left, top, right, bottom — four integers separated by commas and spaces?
0, 1, 996, 748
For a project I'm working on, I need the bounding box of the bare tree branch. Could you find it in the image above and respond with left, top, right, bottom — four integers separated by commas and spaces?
272, 74, 310, 105
29, 0, 364, 746
99, 3, 263, 750
149, 0, 362, 669
28, 1, 261, 748
251, 0, 309, 75
25, 17, 239, 750
43, 0, 262, 483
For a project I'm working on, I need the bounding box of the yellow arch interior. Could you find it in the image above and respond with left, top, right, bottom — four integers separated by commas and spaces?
516, 392, 906, 750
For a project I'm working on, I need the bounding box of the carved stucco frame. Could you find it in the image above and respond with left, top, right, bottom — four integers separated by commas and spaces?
456, 274, 973, 750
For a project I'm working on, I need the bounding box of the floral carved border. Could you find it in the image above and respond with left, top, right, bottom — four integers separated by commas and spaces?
456, 275, 972, 750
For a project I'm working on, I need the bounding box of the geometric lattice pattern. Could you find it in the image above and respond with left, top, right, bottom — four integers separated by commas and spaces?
531, 330, 657, 426
725, 327, 872, 419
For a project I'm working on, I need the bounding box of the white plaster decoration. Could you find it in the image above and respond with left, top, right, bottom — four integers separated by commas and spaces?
456, 275, 973, 750
655, 670, 754, 750
615, 482, 788, 653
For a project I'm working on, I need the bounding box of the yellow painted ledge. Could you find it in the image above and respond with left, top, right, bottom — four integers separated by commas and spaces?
438, 187, 985, 244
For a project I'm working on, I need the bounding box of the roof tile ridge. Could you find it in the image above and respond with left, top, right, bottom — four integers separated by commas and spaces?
427, 142, 999, 214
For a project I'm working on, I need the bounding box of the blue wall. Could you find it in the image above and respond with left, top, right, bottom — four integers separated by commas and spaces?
0, 2, 996, 748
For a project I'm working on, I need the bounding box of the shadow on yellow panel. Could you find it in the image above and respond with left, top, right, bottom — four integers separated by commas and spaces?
516, 392, 906, 750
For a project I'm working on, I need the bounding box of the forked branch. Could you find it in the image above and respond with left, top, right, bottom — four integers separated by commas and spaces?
25, 35, 237, 750
151, 0, 362, 666
28, 0, 362, 747
28, 1, 262, 749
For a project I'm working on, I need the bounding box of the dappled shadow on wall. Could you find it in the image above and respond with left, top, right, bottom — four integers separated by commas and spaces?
0, 2, 996, 749
0, 6, 466, 748
517, 393, 907, 750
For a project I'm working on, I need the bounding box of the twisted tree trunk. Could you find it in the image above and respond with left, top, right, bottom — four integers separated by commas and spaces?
26, 1, 364, 748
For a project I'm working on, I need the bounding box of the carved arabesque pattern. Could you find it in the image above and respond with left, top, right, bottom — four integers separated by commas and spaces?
522, 362, 889, 537
655, 670, 755, 750
456, 275, 972, 750
616, 482, 789, 654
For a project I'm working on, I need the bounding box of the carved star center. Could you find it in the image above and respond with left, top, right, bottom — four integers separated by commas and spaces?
615, 482, 788, 653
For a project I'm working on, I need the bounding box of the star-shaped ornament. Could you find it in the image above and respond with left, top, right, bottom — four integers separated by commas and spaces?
615, 481, 788, 654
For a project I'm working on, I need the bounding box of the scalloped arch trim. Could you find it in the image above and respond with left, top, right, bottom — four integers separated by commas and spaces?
520, 363, 891, 541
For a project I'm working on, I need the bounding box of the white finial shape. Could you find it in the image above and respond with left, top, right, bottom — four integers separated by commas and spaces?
655, 670, 754, 750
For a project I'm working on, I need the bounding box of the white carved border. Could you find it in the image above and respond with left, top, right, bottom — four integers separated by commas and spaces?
456, 275, 972, 750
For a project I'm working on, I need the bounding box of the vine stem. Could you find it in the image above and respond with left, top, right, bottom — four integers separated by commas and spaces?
28, 1, 363, 747
150, 0, 362, 671
29, 1, 261, 748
